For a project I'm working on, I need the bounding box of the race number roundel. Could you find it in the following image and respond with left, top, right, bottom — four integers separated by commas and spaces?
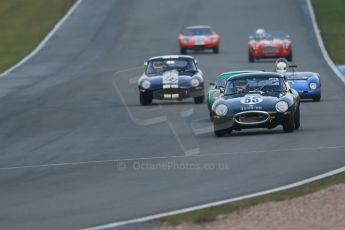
240, 95, 263, 105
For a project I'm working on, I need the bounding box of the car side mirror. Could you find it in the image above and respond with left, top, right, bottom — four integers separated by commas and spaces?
289, 88, 293, 93
194, 59, 198, 65
144, 62, 148, 67
219, 87, 225, 93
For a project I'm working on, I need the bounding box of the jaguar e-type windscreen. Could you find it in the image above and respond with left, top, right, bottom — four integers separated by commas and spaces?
146, 58, 197, 75
225, 76, 287, 95
215, 78, 226, 89
182, 28, 215, 36
252, 31, 288, 41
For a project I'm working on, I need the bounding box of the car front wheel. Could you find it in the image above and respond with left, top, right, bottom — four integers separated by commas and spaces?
214, 126, 232, 137
283, 114, 295, 132
286, 50, 293, 62
213, 46, 219, 54
248, 50, 255, 62
313, 94, 321, 102
214, 121, 233, 137
194, 95, 204, 104
180, 47, 187, 54
139, 91, 152, 106
294, 106, 300, 130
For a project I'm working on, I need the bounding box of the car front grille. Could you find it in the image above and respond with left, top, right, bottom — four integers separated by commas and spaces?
234, 111, 270, 125
262, 47, 279, 54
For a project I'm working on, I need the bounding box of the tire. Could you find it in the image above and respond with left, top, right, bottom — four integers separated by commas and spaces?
180, 47, 187, 54
283, 114, 295, 133
139, 91, 152, 106
286, 50, 293, 62
313, 94, 321, 102
248, 50, 255, 62
213, 46, 219, 54
214, 126, 232, 137
209, 112, 214, 122
294, 105, 300, 130
194, 95, 204, 104
213, 121, 233, 137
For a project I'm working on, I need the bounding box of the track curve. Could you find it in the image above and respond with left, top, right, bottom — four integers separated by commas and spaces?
0, 0, 345, 229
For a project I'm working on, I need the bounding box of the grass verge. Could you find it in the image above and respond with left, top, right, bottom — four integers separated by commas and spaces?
312, 0, 345, 64
0, 0, 76, 73
160, 171, 345, 225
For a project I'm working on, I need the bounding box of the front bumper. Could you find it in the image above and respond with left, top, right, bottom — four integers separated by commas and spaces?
296, 89, 321, 99
213, 110, 293, 130
250, 48, 291, 58
140, 84, 204, 100
180, 42, 219, 50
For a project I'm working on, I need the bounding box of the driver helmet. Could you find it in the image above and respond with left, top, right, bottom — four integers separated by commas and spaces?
255, 28, 266, 39
236, 79, 249, 90
276, 61, 287, 73
153, 61, 164, 71
255, 28, 265, 35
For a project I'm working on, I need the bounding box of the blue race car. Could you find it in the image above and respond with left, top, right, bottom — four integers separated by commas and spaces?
138, 55, 205, 105
275, 58, 321, 101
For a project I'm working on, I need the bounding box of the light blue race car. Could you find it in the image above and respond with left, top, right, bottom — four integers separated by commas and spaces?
275, 58, 321, 101
285, 72, 321, 101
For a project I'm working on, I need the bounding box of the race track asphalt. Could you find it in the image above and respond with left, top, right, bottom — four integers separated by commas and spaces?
1, 0, 345, 229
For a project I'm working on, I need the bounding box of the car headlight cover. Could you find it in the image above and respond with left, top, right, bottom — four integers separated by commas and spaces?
276, 101, 289, 112
215, 104, 228, 116
309, 82, 317, 90
142, 80, 151, 89
209, 36, 217, 42
191, 78, 200, 87
212, 91, 221, 99
183, 37, 190, 43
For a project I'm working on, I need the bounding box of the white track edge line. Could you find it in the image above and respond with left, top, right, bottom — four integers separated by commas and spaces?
306, 0, 345, 83
0, 0, 84, 77
82, 166, 345, 230
1, 145, 345, 171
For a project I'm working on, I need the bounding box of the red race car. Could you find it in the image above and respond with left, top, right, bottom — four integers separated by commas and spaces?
179, 25, 220, 54
248, 30, 292, 62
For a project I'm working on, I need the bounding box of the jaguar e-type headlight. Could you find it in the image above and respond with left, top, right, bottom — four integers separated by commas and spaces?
191, 78, 200, 87
212, 91, 221, 99
275, 101, 289, 112
309, 82, 317, 90
215, 104, 228, 116
141, 80, 151, 89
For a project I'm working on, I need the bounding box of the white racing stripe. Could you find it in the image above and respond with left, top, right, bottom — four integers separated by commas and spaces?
0, 0, 84, 77
306, 0, 345, 84
82, 165, 345, 230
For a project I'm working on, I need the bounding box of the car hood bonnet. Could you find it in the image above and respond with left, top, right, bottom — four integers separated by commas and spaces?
221, 94, 284, 114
